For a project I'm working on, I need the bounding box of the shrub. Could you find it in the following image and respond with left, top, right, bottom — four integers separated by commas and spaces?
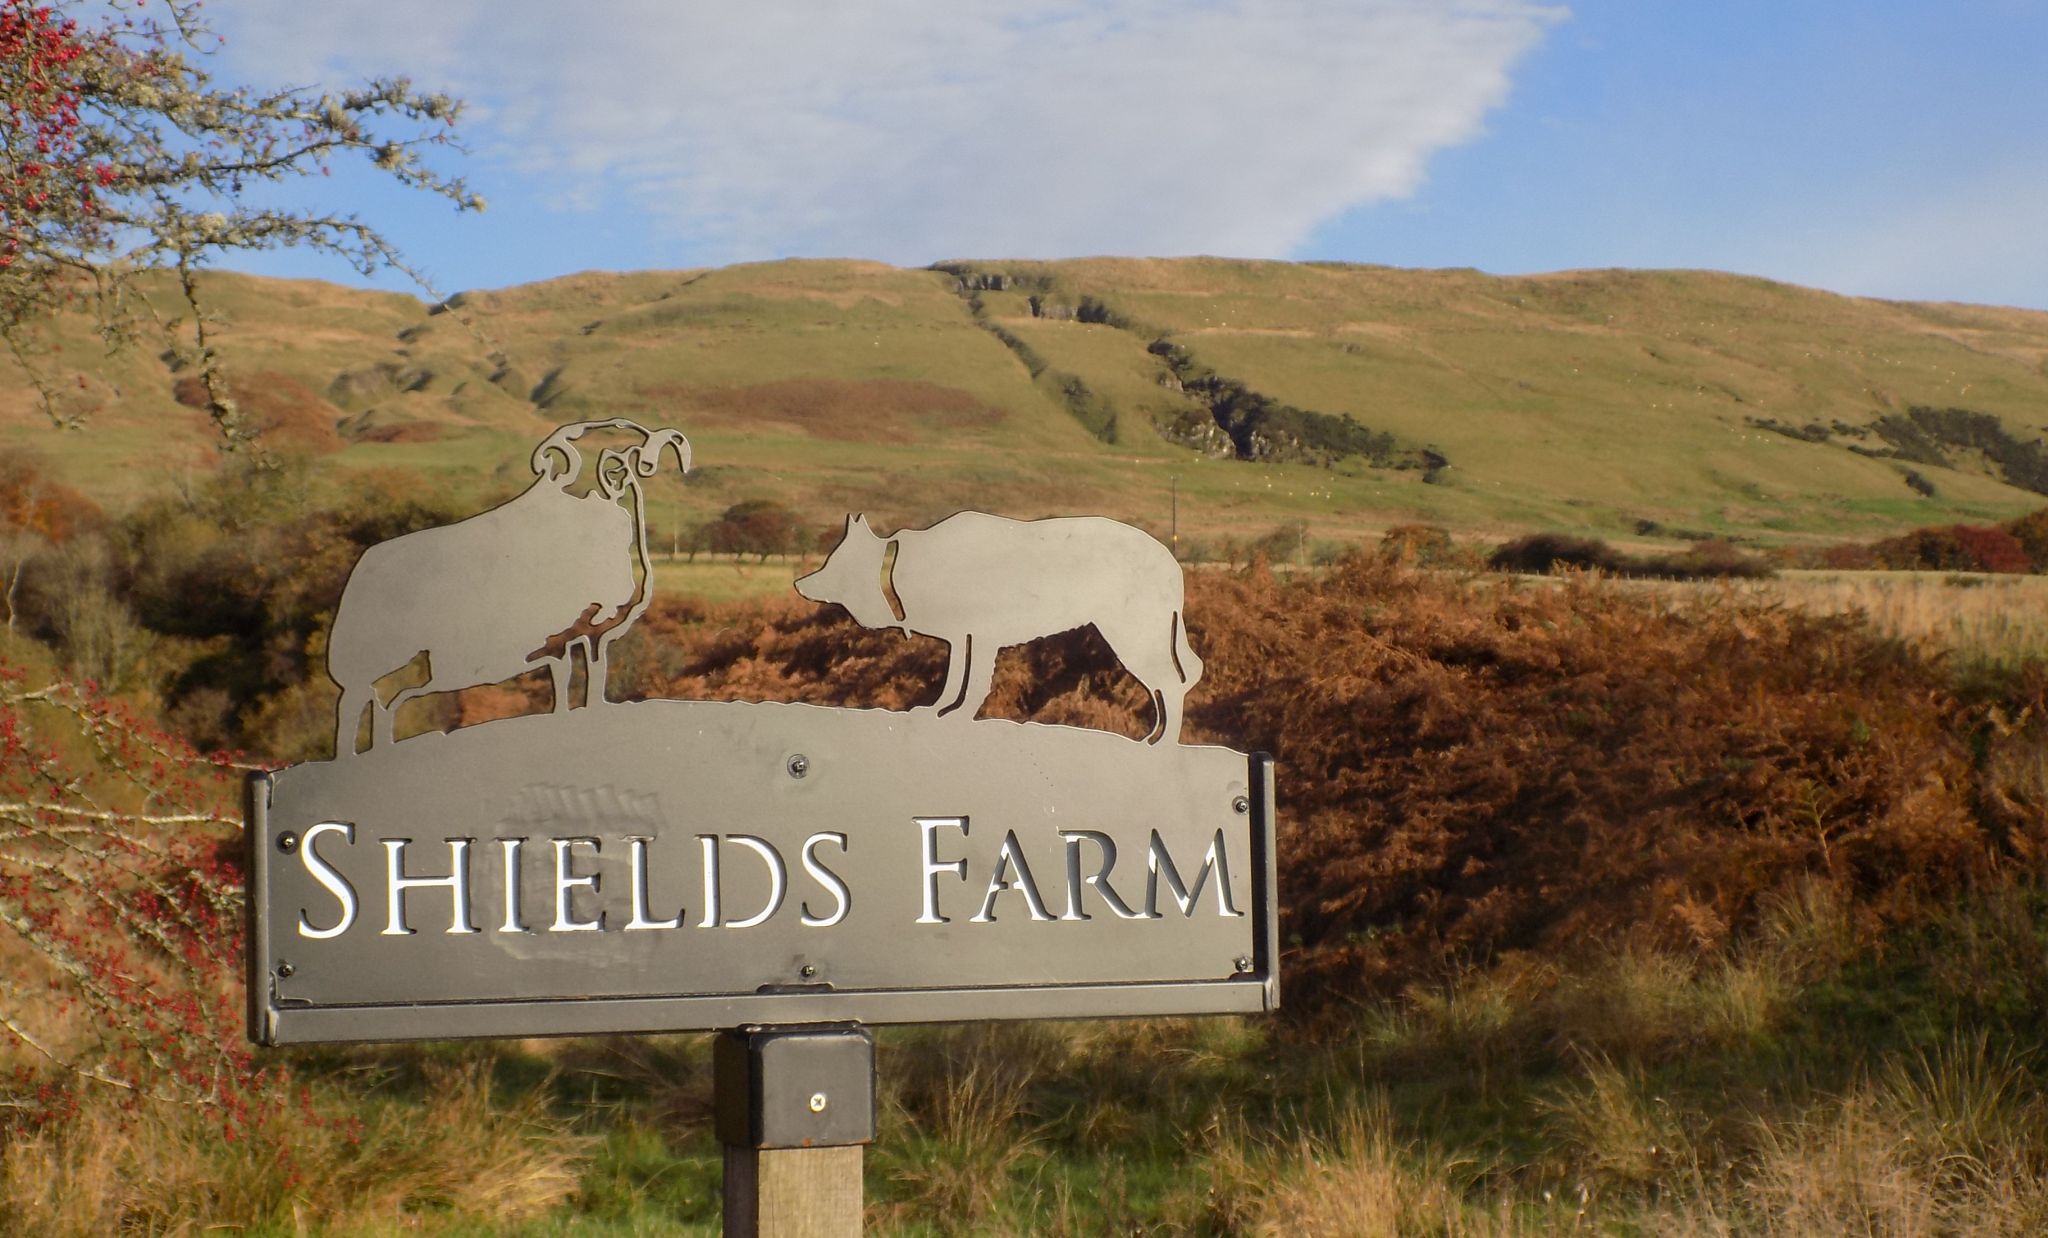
1490, 533, 1773, 580
1952, 525, 2033, 574
1642, 538, 1775, 580
2004, 508, 2048, 572
1250, 520, 1310, 566
1488, 533, 1624, 575
1379, 524, 1455, 567
1047, 371, 1118, 443
0, 668, 254, 1115
1819, 542, 1881, 570
0, 663, 586, 1230
1871, 525, 2032, 574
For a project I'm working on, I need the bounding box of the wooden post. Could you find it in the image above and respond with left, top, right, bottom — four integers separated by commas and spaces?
724, 1145, 863, 1237
715, 1026, 875, 1238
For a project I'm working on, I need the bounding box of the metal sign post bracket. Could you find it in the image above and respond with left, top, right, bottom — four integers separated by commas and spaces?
715, 1024, 875, 1237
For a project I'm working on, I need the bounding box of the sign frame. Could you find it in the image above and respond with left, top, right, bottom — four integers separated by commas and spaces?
245, 754, 1276, 1046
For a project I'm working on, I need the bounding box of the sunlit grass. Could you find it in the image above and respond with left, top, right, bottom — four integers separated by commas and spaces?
652, 555, 813, 605
1746, 570, 2048, 664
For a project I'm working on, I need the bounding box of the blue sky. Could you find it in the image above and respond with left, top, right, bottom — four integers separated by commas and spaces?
209, 2, 2048, 310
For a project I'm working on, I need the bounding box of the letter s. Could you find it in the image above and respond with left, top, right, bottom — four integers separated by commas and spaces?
298, 821, 359, 940
800, 832, 850, 927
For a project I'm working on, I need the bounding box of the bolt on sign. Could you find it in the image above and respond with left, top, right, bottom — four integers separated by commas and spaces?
246, 420, 1277, 1046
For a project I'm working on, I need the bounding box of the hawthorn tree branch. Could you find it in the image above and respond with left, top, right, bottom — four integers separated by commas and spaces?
0, 0, 480, 441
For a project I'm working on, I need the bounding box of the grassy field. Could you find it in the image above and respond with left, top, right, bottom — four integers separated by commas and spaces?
651, 556, 814, 605
965, 259, 2048, 542
3, 259, 2046, 550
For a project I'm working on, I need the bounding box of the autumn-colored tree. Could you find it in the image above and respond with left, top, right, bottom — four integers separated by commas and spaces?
0, 0, 477, 441
1871, 524, 2032, 573
1378, 523, 1455, 567
1949, 523, 2032, 574
2003, 507, 2048, 572
0, 452, 95, 541
0, 452, 96, 632
707, 499, 805, 562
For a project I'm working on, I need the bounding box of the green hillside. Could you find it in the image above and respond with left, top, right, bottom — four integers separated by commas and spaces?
6, 258, 2048, 548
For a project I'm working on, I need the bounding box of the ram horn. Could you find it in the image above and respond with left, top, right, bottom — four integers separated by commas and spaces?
635, 426, 691, 478
529, 418, 661, 482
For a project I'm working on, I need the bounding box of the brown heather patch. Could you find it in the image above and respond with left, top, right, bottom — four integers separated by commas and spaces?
637, 378, 1004, 442
1191, 561, 2003, 1018
173, 369, 346, 454
608, 556, 2030, 1022
351, 420, 447, 444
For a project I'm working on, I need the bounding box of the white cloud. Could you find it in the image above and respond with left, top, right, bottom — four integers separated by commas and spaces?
209, 1, 1562, 264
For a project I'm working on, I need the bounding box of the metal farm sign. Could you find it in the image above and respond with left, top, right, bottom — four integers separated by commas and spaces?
245, 420, 1277, 1046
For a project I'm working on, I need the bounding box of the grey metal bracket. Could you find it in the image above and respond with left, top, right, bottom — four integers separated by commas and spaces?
715, 1025, 877, 1149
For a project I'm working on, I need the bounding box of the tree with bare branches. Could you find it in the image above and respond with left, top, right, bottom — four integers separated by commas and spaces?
0, 0, 477, 442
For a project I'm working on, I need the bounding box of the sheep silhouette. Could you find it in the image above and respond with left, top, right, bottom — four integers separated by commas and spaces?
794, 512, 1202, 744
327, 419, 689, 757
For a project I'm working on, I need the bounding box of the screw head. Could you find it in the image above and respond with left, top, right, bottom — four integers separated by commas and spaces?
787, 754, 809, 779
808, 1091, 828, 1113
276, 961, 296, 978
1233, 955, 1253, 974
1231, 795, 1251, 815
277, 831, 299, 853
799, 963, 817, 979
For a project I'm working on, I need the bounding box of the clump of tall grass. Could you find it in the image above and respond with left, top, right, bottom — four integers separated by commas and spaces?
1708, 1042, 2048, 1238
0, 1056, 585, 1234
871, 1022, 1061, 1230
1240, 1098, 1509, 1237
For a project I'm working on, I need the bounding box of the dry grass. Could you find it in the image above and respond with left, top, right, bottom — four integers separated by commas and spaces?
1288, 1076, 2048, 1238
1216, 1096, 1596, 1238
1221, 940, 2048, 1237
1734, 570, 2048, 664
0, 1057, 587, 1235
1548, 1054, 1701, 1196
872, 1023, 1060, 1231
1246, 1102, 1498, 1237
1722, 1072, 2048, 1238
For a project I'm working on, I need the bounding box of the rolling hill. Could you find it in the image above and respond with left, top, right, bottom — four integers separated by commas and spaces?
5, 257, 2047, 550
